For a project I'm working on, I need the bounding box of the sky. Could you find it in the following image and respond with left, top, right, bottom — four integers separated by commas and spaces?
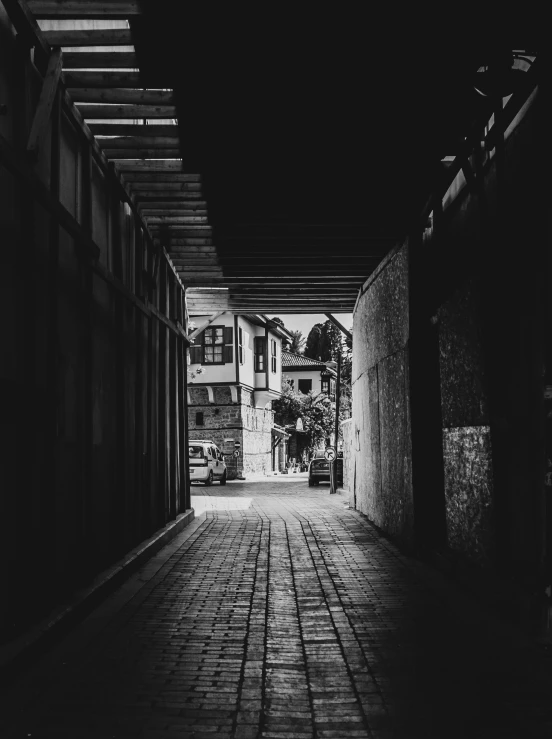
270, 313, 353, 338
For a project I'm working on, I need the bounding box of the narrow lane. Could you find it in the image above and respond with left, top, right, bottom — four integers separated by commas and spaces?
2, 477, 551, 738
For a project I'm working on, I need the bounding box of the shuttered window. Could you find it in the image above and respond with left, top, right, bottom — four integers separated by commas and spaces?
270, 339, 277, 373
203, 326, 224, 364
189, 326, 234, 365
254, 337, 266, 372
238, 327, 245, 365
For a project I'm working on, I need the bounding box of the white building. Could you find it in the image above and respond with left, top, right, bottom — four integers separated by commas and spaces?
188, 314, 292, 477
281, 351, 337, 399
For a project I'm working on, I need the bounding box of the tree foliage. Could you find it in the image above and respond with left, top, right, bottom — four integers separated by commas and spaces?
287, 329, 306, 354
273, 380, 335, 455
304, 320, 341, 362
270, 317, 306, 354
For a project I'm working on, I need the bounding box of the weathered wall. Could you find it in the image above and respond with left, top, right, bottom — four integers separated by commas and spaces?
0, 11, 190, 638
351, 245, 413, 543
187, 385, 272, 478
341, 419, 354, 506
431, 89, 547, 591
243, 395, 273, 476
436, 279, 495, 565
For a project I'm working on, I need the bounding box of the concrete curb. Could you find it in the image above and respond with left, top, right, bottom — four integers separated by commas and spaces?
0, 508, 196, 676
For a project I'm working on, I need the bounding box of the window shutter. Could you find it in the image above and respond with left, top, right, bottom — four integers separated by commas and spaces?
223, 344, 233, 363
189, 345, 202, 364
224, 327, 233, 345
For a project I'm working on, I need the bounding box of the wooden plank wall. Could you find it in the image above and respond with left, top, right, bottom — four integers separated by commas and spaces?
0, 6, 190, 638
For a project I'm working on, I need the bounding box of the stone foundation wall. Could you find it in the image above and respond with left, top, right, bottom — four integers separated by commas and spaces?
243, 399, 274, 476
188, 384, 274, 478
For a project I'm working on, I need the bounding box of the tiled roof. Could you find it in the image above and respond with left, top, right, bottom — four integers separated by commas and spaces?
281, 351, 327, 369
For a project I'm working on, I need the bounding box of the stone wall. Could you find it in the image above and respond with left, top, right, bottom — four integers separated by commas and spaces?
243, 390, 273, 476
351, 244, 414, 543
187, 384, 273, 478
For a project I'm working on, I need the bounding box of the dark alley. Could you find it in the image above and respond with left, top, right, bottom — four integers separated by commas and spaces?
2, 477, 552, 738
1, 4, 550, 739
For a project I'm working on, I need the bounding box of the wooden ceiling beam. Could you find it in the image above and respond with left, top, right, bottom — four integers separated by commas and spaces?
149, 225, 211, 234
89, 123, 178, 135
144, 215, 208, 223
139, 201, 207, 210
78, 103, 177, 118
163, 239, 213, 247
42, 28, 133, 46
69, 89, 175, 105
113, 160, 185, 171
28, 1, 141, 17
105, 149, 182, 159
129, 181, 201, 191
134, 193, 202, 201
135, 195, 203, 204
123, 173, 200, 182
62, 51, 138, 69
212, 286, 360, 294
231, 307, 354, 314
64, 71, 141, 88
199, 277, 362, 284
99, 136, 181, 148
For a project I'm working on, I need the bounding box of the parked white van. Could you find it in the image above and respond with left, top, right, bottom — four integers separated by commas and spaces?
188, 440, 227, 485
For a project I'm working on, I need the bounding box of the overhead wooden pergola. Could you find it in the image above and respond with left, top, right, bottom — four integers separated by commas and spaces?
23, 0, 221, 303
20, 3, 539, 317
17, 0, 397, 315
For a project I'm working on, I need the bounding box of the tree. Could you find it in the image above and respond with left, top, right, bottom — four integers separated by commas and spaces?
270, 318, 305, 354
304, 320, 341, 362
288, 329, 306, 354
273, 380, 335, 457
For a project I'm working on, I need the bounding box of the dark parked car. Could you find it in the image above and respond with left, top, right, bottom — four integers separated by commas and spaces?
308, 450, 343, 486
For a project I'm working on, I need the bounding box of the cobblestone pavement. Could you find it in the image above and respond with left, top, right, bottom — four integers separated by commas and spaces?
2, 477, 552, 738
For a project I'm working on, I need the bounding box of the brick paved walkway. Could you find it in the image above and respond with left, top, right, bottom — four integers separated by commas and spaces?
2, 477, 552, 738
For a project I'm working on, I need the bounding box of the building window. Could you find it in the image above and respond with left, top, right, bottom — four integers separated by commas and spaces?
271, 339, 277, 373
239, 327, 245, 365
203, 326, 224, 364
195, 411, 204, 425
298, 378, 312, 394
254, 337, 266, 372
321, 378, 329, 394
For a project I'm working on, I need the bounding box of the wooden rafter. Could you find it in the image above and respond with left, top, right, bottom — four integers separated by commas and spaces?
114, 160, 185, 171
27, 47, 62, 158
89, 123, 178, 136
27, 1, 141, 17
105, 149, 182, 159
62, 51, 138, 68
77, 103, 177, 118
64, 71, 141, 88
42, 28, 133, 46
68, 89, 175, 105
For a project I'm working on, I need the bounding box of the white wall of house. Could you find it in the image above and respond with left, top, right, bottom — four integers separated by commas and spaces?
236, 316, 254, 388
189, 314, 285, 395
189, 313, 237, 384
267, 331, 283, 394
283, 369, 323, 395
